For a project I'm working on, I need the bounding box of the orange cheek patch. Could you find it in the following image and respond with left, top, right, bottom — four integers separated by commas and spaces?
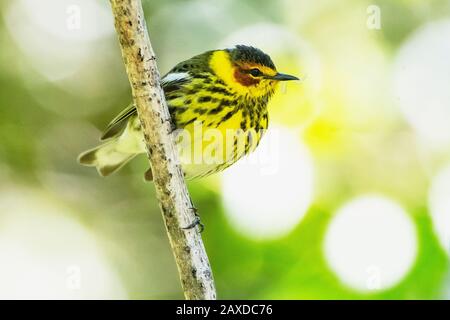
233, 69, 260, 86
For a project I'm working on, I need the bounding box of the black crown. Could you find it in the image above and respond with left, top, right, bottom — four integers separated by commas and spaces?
228, 45, 276, 70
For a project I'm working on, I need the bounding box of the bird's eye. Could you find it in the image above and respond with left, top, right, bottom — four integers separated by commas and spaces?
248, 68, 263, 77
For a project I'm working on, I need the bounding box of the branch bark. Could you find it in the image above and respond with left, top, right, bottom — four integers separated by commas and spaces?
109, 0, 216, 300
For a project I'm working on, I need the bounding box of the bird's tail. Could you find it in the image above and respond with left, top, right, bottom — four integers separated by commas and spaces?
78, 139, 136, 177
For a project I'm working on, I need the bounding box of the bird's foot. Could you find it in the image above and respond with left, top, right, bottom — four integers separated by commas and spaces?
168, 120, 178, 134
182, 207, 204, 233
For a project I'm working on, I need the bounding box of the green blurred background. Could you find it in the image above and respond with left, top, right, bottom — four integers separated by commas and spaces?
0, 0, 450, 299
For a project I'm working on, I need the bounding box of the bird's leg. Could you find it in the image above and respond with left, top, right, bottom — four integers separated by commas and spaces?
182, 206, 204, 233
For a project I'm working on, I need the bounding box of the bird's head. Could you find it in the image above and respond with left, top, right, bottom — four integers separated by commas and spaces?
209, 45, 299, 99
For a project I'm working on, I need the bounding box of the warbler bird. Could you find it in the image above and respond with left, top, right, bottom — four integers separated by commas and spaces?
78, 45, 299, 180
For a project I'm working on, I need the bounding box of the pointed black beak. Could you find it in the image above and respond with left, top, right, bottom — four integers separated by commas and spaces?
271, 72, 299, 81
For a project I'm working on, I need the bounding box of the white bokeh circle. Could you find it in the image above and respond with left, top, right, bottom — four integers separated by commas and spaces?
393, 20, 450, 148
429, 164, 450, 254
4, 0, 114, 81
0, 187, 126, 299
221, 127, 314, 239
324, 195, 417, 291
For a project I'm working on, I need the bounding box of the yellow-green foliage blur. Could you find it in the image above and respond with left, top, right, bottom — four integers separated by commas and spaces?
0, 0, 449, 299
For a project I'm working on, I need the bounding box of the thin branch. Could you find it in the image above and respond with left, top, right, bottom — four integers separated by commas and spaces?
109, 0, 216, 300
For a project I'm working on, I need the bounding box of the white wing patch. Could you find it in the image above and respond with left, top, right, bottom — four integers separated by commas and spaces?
161, 72, 190, 84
